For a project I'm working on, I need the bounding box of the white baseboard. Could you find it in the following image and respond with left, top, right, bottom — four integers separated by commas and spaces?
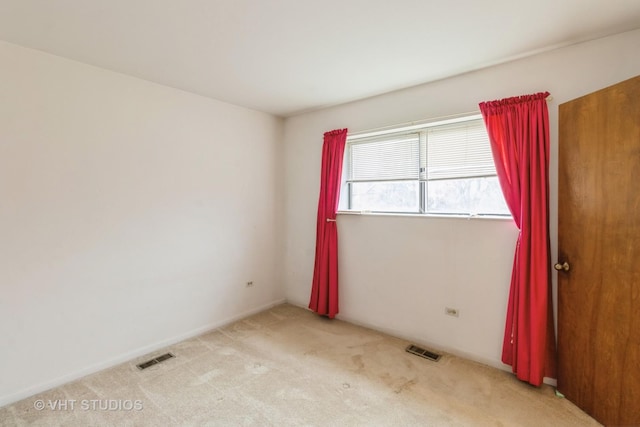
0, 298, 286, 408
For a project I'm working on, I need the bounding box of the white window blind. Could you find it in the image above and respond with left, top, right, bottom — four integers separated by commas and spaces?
423, 120, 495, 181
347, 133, 420, 182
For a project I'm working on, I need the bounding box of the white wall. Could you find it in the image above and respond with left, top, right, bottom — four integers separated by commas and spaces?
283, 30, 640, 370
0, 41, 284, 406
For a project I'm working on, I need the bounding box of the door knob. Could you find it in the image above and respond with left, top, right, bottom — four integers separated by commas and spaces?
554, 262, 570, 271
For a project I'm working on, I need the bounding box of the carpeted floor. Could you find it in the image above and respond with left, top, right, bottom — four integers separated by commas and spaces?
0, 303, 600, 426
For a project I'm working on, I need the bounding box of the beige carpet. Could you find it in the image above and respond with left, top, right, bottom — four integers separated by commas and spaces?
0, 304, 599, 426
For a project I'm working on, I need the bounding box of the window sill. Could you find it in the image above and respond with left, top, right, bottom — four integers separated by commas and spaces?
336, 210, 512, 221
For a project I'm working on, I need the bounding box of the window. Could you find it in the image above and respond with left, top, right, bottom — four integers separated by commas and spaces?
339, 115, 510, 216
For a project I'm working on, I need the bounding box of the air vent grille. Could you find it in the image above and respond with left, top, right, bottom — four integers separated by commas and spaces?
406, 344, 441, 362
136, 352, 175, 370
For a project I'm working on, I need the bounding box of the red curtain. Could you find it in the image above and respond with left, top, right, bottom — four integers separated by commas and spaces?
309, 128, 348, 318
479, 93, 556, 386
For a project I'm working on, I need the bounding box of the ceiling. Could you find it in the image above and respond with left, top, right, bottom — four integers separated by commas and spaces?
1, 1, 640, 117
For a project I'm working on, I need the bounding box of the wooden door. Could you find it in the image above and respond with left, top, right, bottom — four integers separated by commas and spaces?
557, 75, 640, 426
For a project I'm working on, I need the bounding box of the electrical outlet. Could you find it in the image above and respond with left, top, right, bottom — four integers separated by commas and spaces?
445, 307, 459, 317
246, 281, 254, 287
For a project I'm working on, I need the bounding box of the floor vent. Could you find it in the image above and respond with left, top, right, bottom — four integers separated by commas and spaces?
406, 344, 441, 362
136, 353, 175, 370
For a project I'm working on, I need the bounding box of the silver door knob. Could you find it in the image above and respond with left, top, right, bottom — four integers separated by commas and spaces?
554, 262, 570, 271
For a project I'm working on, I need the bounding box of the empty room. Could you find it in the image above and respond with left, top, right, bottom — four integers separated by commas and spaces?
1, 1, 639, 426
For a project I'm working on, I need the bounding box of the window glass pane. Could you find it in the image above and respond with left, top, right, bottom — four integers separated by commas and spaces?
350, 181, 419, 213
427, 176, 510, 215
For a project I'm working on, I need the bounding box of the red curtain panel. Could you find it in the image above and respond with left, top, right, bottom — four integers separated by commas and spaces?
479, 93, 556, 386
309, 128, 348, 319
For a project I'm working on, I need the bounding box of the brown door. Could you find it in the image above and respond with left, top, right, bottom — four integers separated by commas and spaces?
557, 75, 640, 426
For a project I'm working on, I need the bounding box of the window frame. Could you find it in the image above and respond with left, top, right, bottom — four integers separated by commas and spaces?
339, 114, 511, 218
